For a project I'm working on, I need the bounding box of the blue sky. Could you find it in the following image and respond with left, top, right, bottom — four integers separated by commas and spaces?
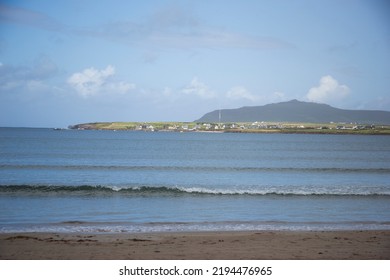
0, 0, 389, 127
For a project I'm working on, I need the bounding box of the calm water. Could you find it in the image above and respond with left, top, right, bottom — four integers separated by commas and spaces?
0, 127, 390, 233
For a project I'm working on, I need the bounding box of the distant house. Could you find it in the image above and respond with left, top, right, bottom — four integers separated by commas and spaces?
203, 123, 211, 130
147, 125, 154, 131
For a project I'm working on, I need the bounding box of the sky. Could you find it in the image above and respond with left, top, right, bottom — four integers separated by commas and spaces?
0, 0, 389, 127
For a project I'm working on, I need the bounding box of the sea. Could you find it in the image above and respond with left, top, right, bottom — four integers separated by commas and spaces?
1, 127, 390, 233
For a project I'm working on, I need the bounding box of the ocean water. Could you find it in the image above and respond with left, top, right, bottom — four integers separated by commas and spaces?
0, 127, 389, 233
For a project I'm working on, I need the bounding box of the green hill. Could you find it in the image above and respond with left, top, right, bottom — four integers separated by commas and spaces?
195, 100, 390, 124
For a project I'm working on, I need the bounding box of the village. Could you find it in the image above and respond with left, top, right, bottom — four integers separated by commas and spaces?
134, 122, 285, 132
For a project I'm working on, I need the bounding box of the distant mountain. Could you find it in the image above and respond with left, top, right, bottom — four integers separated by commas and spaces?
195, 100, 390, 124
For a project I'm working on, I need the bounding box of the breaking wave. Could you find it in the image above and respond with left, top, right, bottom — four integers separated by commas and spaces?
1, 184, 389, 196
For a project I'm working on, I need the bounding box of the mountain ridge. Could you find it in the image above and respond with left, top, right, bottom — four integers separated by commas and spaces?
195, 100, 390, 124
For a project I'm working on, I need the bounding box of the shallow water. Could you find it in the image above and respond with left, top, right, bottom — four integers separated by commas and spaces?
1, 128, 389, 232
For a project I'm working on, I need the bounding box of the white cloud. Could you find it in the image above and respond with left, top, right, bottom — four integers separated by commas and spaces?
181, 77, 216, 99
306, 75, 350, 103
226, 86, 259, 101
67, 65, 135, 97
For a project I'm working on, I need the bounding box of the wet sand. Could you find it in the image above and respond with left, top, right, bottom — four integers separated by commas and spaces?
1, 230, 389, 260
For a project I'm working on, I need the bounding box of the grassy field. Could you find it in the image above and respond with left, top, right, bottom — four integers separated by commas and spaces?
68, 121, 390, 135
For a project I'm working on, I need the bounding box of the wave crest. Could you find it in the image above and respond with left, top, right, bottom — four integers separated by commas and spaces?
0, 184, 389, 196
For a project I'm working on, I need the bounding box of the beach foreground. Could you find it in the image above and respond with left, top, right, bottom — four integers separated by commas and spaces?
1, 230, 389, 260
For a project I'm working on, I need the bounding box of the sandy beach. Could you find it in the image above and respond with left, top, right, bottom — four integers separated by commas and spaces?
0, 230, 389, 260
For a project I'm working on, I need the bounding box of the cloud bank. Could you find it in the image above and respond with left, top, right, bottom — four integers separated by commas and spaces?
0, 3, 292, 52
67, 65, 135, 97
0, 56, 59, 96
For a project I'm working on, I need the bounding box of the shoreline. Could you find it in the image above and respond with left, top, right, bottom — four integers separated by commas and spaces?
1, 230, 389, 260
70, 127, 390, 136
67, 121, 390, 135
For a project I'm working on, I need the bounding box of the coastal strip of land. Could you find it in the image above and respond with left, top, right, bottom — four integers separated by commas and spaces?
1, 230, 389, 260
66, 121, 390, 135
